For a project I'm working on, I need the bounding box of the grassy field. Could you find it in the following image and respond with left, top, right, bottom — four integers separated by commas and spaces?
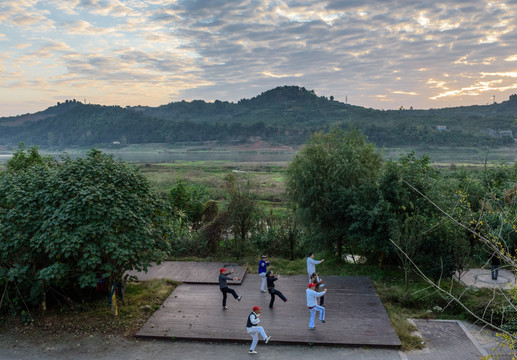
137, 160, 290, 216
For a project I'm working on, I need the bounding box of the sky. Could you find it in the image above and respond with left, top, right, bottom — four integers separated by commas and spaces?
1, 0, 517, 117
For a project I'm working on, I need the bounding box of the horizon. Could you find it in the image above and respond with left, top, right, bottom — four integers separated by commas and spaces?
2, 85, 516, 119
1, 1, 516, 117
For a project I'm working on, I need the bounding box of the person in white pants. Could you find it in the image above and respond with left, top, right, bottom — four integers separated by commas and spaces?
258, 255, 270, 292
246, 306, 271, 354
306, 252, 324, 282
306, 282, 327, 329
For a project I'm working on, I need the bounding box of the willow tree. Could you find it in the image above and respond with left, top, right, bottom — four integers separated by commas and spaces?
285, 128, 382, 258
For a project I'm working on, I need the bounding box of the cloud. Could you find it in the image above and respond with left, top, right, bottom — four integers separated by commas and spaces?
61, 20, 114, 35
1, 0, 517, 116
78, 0, 133, 17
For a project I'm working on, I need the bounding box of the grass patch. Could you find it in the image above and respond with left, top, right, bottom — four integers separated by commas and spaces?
382, 303, 426, 351
0, 279, 177, 339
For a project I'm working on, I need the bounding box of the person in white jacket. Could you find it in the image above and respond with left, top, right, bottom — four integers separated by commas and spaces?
306, 282, 327, 329
246, 306, 271, 354
306, 252, 324, 281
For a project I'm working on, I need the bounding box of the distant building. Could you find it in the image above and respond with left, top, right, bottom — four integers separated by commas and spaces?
499, 130, 513, 137
113, 141, 120, 145
437, 126, 446, 131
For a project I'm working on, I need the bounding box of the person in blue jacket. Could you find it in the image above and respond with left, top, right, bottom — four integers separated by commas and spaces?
258, 255, 270, 293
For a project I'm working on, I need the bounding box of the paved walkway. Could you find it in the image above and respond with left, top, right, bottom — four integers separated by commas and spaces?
0, 321, 504, 360
455, 268, 516, 290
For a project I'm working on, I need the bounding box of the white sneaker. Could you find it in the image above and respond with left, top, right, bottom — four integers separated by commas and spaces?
265, 336, 271, 344
249, 350, 257, 354
260, 290, 267, 293
222, 306, 228, 309
237, 295, 242, 301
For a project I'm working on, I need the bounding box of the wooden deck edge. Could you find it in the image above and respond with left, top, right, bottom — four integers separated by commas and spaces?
134, 333, 402, 349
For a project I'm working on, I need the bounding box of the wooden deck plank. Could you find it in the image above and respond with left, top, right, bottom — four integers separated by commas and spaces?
136, 274, 401, 348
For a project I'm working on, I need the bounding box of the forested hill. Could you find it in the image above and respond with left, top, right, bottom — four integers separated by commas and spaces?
1, 86, 517, 148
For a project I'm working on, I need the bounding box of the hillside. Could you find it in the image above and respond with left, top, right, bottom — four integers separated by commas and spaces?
1, 86, 517, 149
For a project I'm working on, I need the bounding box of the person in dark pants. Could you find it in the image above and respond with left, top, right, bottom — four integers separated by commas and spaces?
219, 268, 242, 309
266, 270, 287, 308
491, 254, 501, 280
310, 272, 325, 306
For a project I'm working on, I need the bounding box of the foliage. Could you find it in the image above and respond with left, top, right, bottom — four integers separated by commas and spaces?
169, 179, 210, 230
223, 173, 262, 256
286, 127, 382, 258
1, 86, 517, 148
0, 149, 172, 313
6, 143, 55, 171
249, 212, 305, 260
0, 279, 176, 338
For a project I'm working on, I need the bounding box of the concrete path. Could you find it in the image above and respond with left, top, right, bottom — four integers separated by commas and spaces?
455, 268, 516, 290
0, 322, 503, 360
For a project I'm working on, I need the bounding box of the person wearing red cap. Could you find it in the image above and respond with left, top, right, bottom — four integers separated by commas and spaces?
219, 268, 242, 309
306, 282, 327, 329
246, 305, 271, 354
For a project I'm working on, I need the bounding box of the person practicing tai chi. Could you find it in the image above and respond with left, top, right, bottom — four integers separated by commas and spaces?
310, 272, 325, 307
258, 255, 270, 293
266, 270, 287, 309
246, 306, 271, 354
306, 282, 327, 330
307, 252, 324, 282
218, 268, 242, 309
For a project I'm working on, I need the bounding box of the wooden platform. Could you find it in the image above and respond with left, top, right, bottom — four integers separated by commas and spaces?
126, 261, 246, 284
136, 274, 401, 348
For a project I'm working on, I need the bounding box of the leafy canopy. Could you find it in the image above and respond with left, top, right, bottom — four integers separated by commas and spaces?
285, 128, 382, 256
0, 148, 172, 311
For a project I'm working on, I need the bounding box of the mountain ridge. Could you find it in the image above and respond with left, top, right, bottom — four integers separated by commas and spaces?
1, 86, 517, 149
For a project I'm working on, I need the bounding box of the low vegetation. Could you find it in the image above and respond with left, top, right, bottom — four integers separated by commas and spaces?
1, 279, 176, 339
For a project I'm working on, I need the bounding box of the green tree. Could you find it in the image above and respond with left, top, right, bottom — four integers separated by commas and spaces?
169, 180, 210, 230
0, 149, 172, 312
224, 172, 261, 255
285, 128, 382, 258
6, 143, 55, 172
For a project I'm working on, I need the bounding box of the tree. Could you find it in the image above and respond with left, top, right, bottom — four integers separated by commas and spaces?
224, 172, 261, 255
285, 127, 382, 258
389, 163, 517, 358
169, 179, 210, 230
6, 143, 55, 172
0, 149, 172, 312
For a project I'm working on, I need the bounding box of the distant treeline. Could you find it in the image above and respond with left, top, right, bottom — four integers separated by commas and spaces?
1, 86, 517, 148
